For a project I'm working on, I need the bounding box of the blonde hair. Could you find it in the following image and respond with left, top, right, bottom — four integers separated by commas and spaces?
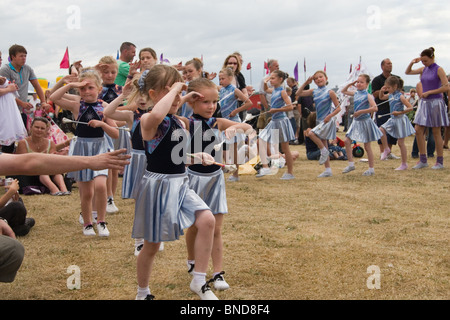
134, 64, 183, 106
187, 78, 218, 94
99, 55, 118, 66
219, 67, 234, 78
222, 54, 241, 73
79, 67, 102, 88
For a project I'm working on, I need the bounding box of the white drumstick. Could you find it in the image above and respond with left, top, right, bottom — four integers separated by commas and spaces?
62, 118, 131, 132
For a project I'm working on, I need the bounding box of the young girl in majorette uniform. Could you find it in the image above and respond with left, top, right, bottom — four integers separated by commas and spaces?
97, 56, 129, 214
379, 76, 415, 170
133, 64, 218, 300
297, 71, 341, 178
103, 72, 152, 255
341, 74, 383, 176
50, 68, 119, 237
184, 77, 252, 292
218, 67, 253, 182
257, 70, 296, 180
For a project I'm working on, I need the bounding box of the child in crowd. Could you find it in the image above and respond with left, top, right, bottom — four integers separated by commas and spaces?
50, 68, 119, 237
218, 67, 253, 182
132, 65, 218, 300
341, 74, 383, 175
97, 56, 128, 214
379, 76, 415, 170
257, 70, 296, 180
184, 77, 252, 292
297, 71, 341, 177
0, 77, 27, 152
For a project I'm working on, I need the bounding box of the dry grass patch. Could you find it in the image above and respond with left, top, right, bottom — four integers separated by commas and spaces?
1, 131, 449, 300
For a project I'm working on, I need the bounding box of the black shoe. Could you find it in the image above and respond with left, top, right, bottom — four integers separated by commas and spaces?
14, 218, 35, 237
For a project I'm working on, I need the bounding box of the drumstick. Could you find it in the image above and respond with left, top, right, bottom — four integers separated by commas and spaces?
62, 118, 131, 132
186, 153, 238, 173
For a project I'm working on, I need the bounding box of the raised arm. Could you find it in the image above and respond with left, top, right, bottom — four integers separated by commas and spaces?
405, 58, 424, 75
140, 82, 186, 141
0, 150, 130, 176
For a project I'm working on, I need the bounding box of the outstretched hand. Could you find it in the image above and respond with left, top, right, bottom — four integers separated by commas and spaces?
91, 149, 131, 171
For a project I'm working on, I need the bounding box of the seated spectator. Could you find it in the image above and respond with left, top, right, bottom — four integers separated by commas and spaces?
0, 178, 35, 237
15, 117, 71, 196
328, 138, 347, 160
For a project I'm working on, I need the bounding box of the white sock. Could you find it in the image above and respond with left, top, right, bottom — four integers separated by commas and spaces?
137, 286, 150, 298
348, 162, 355, 167
325, 167, 332, 173
320, 147, 328, 155
192, 271, 206, 286
368, 167, 375, 173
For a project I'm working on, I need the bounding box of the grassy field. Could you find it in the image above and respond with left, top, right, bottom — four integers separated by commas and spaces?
1, 131, 449, 300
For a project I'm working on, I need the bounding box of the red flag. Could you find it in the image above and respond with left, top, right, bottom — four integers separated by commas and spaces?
324, 63, 327, 73
264, 61, 269, 74
247, 63, 252, 70
60, 47, 70, 69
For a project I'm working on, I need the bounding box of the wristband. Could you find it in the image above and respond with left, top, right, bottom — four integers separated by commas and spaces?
0, 217, 8, 225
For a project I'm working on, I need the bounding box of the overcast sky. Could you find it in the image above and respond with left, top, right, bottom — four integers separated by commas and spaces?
1, 0, 450, 90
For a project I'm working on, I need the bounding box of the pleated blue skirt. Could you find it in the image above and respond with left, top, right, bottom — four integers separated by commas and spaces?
414, 98, 449, 128
67, 137, 109, 182
132, 171, 210, 243
259, 117, 295, 143
121, 149, 147, 199
311, 117, 337, 141
105, 128, 132, 152
187, 168, 228, 215
382, 115, 416, 139
346, 117, 383, 143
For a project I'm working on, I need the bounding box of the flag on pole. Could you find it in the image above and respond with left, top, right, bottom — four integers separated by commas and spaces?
60, 47, 70, 69
264, 61, 269, 74
350, 64, 352, 74
294, 62, 299, 81
304, 58, 306, 73
160, 54, 170, 64
324, 62, 327, 73
247, 63, 252, 70
116, 50, 119, 60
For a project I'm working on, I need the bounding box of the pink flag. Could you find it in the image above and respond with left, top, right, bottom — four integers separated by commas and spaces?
60, 47, 70, 69
247, 63, 252, 70
264, 61, 269, 74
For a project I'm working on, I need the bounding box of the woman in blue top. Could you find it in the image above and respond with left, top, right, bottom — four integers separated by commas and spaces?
379, 76, 415, 170
297, 71, 341, 178
257, 70, 295, 180
341, 74, 383, 176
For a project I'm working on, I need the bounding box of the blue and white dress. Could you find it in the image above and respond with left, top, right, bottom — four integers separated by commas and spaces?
68, 100, 109, 182
187, 114, 228, 215
381, 91, 416, 139
219, 84, 245, 144
259, 87, 295, 143
346, 90, 383, 143
121, 108, 148, 200
311, 86, 337, 140
132, 115, 210, 243
99, 84, 131, 153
